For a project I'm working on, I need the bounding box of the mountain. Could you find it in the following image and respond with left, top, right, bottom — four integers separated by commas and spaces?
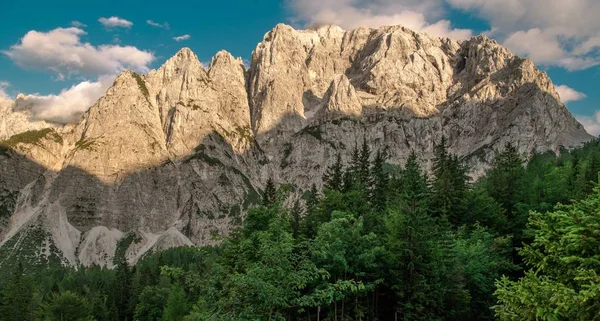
0, 23, 592, 269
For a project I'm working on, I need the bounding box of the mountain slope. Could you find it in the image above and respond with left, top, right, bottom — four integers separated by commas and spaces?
0, 23, 592, 268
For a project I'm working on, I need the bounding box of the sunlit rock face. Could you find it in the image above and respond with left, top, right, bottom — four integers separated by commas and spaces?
0, 24, 592, 268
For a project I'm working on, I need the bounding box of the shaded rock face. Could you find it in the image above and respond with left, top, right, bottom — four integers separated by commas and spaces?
0, 24, 592, 268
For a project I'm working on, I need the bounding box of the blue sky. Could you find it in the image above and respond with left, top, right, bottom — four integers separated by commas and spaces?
1, 0, 599, 133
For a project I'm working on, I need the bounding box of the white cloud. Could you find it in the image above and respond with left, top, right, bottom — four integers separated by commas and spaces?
71, 21, 87, 28
146, 20, 169, 29
2, 27, 154, 79
445, 0, 600, 70
288, 0, 472, 39
173, 34, 191, 42
99, 16, 133, 28
12, 75, 115, 124
0, 81, 9, 101
576, 112, 600, 137
555, 85, 587, 103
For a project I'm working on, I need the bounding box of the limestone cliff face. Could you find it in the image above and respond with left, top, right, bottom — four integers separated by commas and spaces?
0, 24, 592, 268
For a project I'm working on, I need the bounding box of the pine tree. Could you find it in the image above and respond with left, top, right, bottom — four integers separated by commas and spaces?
0, 262, 35, 321
114, 257, 133, 321
430, 137, 469, 224
263, 177, 277, 207
358, 137, 371, 188
323, 153, 344, 191
370, 150, 388, 213
290, 199, 304, 238
486, 143, 524, 217
386, 151, 437, 319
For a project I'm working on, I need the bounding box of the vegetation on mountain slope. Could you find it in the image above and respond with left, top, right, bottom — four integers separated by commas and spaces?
1, 138, 599, 320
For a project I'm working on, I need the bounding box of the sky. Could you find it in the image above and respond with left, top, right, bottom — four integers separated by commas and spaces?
0, 0, 599, 134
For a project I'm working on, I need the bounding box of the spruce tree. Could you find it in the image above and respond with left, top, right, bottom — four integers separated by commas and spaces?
485, 142, 525, 223
386, 151, 437, 319
370, 150, 388, 213
263, 177, 277, 207
431, 137, 469, 224
358, 137, 372, 188
114, 257, 133, 321
323, 153, 344, 191
289, 199, 304, 238
0, 262, 35, 321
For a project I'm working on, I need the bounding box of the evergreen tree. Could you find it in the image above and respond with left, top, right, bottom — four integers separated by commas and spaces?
485, 142, 525, 221
370, 150, 389, 213
161, 285, 189, 321
358, 137, 372, 188
430, 137, 469, 224
0, 262, 36, 321
323, 153, 344, 191
263, 177, 277, 207
114, 257, 133, 321
289, 199, 304, 238
134, 286, 169, 321
386, 152, 439, 319
494, 190, 600, 320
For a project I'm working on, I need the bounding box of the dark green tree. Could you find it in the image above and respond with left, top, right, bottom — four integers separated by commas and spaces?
134, 286, 169, 321
263, 177, 277, 207
0, 262, 36, 321
41, 291, 94, 321
430, 137, 469, 224
370, 150, 389, 213
114, 257, 133, 321
289, 199, 304, 238
323, 153, 344, 191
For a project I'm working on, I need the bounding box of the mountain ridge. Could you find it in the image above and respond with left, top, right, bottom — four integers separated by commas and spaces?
0, 23, 593, 269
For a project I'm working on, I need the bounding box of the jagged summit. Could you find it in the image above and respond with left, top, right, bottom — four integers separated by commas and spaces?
0, 23, 593, 269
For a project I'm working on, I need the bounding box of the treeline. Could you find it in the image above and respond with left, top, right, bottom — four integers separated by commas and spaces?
1, 139, 599, 320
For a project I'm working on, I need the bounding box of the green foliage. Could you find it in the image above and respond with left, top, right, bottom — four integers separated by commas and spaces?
2, 138, 599, 321
494, 190, 600, 320
0, 263, 36, 321
75, 138, 97, 151
262, 177, 277, 207
114, 231, 142, 264
135, 286, 170, 321
430, 137, 469, 223
162, 285, 189, 321
0, 128, 60, 149
133, 72, 150, 97
40, 291, 94, 321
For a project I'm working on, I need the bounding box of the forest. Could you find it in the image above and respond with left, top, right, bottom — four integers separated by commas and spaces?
1, 138, 600, 321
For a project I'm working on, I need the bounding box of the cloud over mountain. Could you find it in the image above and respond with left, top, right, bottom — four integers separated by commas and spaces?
288, 0, 472, 39
2, 27, 154, 79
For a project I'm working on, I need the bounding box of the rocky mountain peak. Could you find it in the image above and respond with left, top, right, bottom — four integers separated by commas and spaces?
318, 74, 362, 120
0, 23, 593, 269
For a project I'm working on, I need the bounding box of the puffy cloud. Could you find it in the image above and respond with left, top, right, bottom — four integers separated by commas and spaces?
555, 85, 587, 103
71, 21, 87, 28
576, 112, 600, 137
173, 34, 191, 42
98, 16, 133, 28
288, 0, 472, 39
445, 0, 600, 70
2, 27, 154, 79
146, 20, 169, 29
12, 75, 115, 124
